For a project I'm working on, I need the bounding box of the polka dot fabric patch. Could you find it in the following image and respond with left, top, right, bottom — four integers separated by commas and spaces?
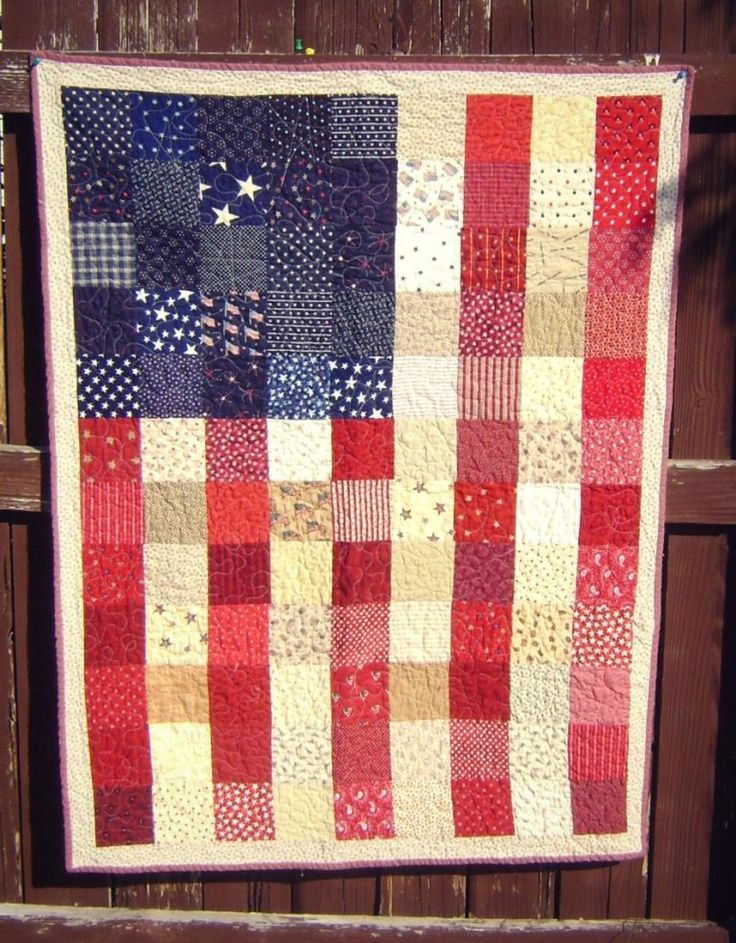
34, 56, 690, 871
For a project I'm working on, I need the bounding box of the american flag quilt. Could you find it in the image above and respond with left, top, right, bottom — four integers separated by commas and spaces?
31, 55, 691, 871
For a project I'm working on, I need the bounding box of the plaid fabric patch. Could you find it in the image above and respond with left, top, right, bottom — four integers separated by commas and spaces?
33, 56, 690, 872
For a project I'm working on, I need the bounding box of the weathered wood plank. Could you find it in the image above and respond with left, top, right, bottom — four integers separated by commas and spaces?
659, 0, 685, 54
468, 869, 553, 919
196, 1, 243, 53
441, 0, 491, 54
3, 0, 97, 50
96, 0, 147, 52
379, 872, 465, 918
0, 905, 728, 942
489, 0, 532, 54
530, 0, 574, 52
394, 0, 442, 54
241, 0, 295, 54
629, 0, 661, 53
573, 0, 631, 54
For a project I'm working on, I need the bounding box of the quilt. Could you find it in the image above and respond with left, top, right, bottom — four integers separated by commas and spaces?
31, 54, 691, 872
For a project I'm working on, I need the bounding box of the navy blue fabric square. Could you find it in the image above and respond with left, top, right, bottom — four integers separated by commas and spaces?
199, 158, 272, 226
63, 88, 132, 159
329, 356, 393, 418
334, 225, 394, 294
130, 92, 198, 162
332, 289, 395, 357
199, 226, 267, 293
331, 159, 397, 230
197, 95, 329, 165
139, 354, 204, 417
200, 292, 267, 358
76, 354, 141, 418
135, 288, 201, 355
268, 290, 331, 354
75, 287, 137, 356
267, 353, 329, 419
202, 347, 267, 419
267, 157, 333, 230
136, 225, 199, 290
268, 222, 332, 293
68, 156, 134, 222
131, 160, 199, 227
329, 96, 397, 159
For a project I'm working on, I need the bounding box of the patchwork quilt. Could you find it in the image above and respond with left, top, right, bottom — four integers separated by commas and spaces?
32, 55, 691, 871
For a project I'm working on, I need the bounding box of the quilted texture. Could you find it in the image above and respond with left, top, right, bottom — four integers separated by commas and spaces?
32, 56, 691, 871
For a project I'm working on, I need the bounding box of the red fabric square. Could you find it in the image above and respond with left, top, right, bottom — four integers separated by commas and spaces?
461, 227, 526, 293
332, 721, 392, 783
576, 545, 638, 608
582, 358, 645, 420
83, 544, 144, 606
332, 663, 389, 726
457, 420, 519, 483
206, 418, 267, 481
454, 482, 515, 542
94, 786, 154, 846
453, 543, 515, 603
209, 543, 270, 605
463, 163, 530, 227
209, 665, 271, 782
582, 418, 643, 485
465, 95, 533, 163
206, 481, 270, 543
332, 419, 394, 480
333, 541, 391, 606
571, 779, 627, 834
85, 602, 145, 666
85, 665, 148, 731
82, 480, 144, 544
459, 290, 524, 357
450, 661, 510, 721
331, 604, 390, 666
450, 720, 510, 778
573, 603, 633, 669
580, 484, 641, 546
208, 604, 269, 666
88, 726, 153, 788
451, 601, 511, 666
587, 228, 653, 293
214, 782, 275, 841
593, 160, 657, 230
595, 95, 661, 165
79, 417, 142, 481
584, 293, 647, 359
335, 781, 395, 840
452, 778, 514, 837
569, 723, 628, 782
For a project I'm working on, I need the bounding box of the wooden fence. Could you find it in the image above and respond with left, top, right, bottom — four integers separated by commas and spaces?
0, 1, 734, 939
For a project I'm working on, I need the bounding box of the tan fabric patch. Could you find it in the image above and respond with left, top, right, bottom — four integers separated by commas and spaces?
523, 292, 587, 357
146, 665, 210, 723
269, 481, 333, 541
390, 663, 450, 721
391, 540, 454, 602
394, 293, 460, 355
145, 481, 207, 544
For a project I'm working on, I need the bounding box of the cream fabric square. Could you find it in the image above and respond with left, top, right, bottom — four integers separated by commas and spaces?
152, 781, 215, 844
392, 540, 454, 602
267, 419, 331, 481
389, 602, 452, 663
509, 722, 573, 839
141, 418, 206, 482
393, 356, 459, 419
394, 293, 460, 355
269, 605, 332, 664
397, 159, 464, 227
270, 541, 332, 605
516, 483, 581, 545
391, 781, 455, 840
394, 418, 457, 480
510, 664, 571, 723
511, 604, 574, 665
271, 663, 332, 785
145, 604, 208, 667
395, 225, 461, 294
390, 478, 454, 542
519, 357, 583, 422
531, 96, 596, 163
144, 544, 208, 609
529, 161, 595, 231
526, 228, 590, 293
397, 92, 466, 160
391, 719, 452, 782
149, 721, 213, 783
514, 544, 578, 606
273, 783, 334, 841
517, 421, 582, 484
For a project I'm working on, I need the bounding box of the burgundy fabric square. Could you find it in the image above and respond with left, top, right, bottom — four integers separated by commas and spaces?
333, 541, 392, 605
332, 418, 394, 480
459, 290, 524, 357
450, 661, 510, 721
332, 722, 392, 783
209, 543, 271, 605
571, 779, 627, 834
94, 786, 154, 846
84, 603, 145, 666
453, 542, 515, 603
579, 484, 641, 546
457, 420, 519, 483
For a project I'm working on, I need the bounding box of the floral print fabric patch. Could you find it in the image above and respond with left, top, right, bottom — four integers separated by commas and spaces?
32, 56, 691, 871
